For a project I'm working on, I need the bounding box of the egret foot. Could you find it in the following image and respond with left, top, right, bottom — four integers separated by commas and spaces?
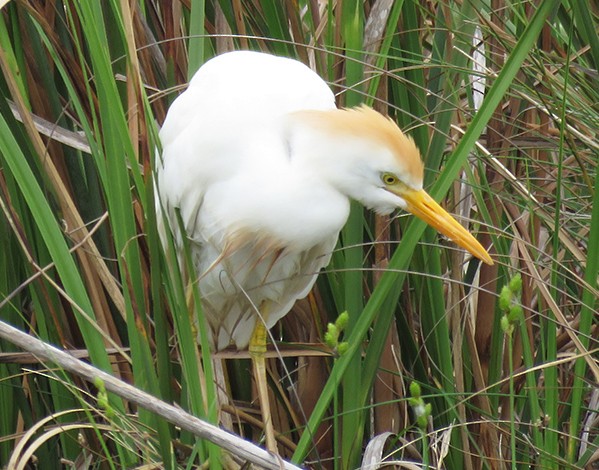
249, 318, 278, 454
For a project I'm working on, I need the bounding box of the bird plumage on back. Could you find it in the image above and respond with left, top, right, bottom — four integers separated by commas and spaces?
156, 50, 492, 453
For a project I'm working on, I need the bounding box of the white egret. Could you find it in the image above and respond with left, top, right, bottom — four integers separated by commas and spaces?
156, 50, 493, 453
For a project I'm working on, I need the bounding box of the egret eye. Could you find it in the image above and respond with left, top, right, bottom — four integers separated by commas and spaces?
382, 172, 398, 186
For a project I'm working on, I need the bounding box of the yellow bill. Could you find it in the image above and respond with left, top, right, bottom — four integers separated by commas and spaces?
398, 188, 493, 265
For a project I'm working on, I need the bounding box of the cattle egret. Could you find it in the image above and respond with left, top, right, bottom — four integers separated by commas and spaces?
156, 50, 493, 453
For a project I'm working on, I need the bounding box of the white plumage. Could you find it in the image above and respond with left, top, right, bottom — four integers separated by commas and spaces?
157, 52, 340, 349
156, 50, 492, 351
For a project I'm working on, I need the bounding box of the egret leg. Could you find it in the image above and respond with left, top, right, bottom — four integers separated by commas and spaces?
249, 311, 277, 454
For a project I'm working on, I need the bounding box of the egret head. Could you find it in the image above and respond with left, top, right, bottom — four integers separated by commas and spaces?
289, 106, 493, 264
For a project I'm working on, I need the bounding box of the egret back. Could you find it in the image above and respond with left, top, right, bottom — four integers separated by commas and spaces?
159, 51, 335, 149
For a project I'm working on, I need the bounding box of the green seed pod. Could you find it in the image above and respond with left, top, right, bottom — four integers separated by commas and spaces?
499, 285, 511, 311
98, 395, 108, 409
410, 381, 421, 399
416, 412, 428, 430
324, 331, 334, 348
508, 304, 523, 322
336, 311, 349, 330
509, 273, 522, 293
337, 342, 348, 356
93, 376, 104, 391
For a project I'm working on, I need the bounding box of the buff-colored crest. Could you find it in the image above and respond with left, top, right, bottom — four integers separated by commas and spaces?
294, 105, 424, 183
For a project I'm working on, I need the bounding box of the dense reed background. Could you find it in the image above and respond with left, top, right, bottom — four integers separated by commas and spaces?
0, 0, 597, 468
